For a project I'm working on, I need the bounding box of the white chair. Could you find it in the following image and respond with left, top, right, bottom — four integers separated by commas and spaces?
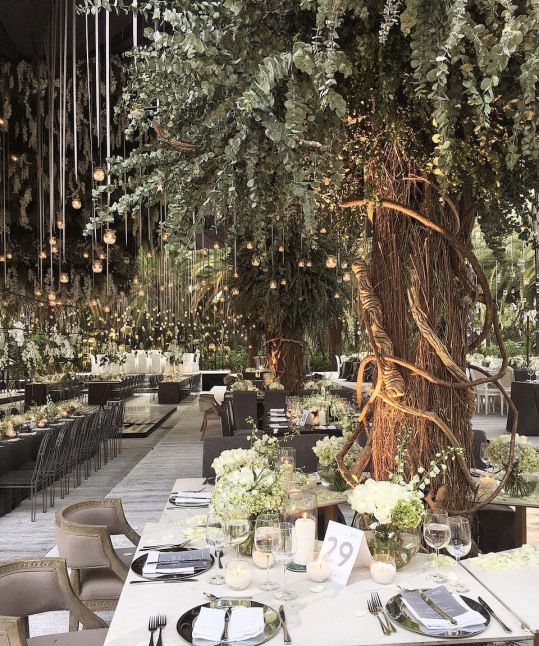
469, 367, 489, 414
335, 355, 342, 378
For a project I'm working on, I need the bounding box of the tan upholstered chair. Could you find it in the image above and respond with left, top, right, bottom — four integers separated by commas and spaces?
55, 499, 140, 629
198, 394, 221, 440
0, 557, 107, 645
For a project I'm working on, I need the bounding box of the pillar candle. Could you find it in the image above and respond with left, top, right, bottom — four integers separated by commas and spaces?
293, 517, 316, 566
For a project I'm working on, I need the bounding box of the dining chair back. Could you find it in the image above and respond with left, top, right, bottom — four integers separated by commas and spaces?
55, 499, 140, 629
231, 391, 257, 432
263, 390, 287, 414
0, 557, 107, 644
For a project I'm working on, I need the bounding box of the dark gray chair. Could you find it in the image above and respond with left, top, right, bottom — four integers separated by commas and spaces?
264, 390, 287, 414
231, 391, 258, 432
202, 434, 327, 478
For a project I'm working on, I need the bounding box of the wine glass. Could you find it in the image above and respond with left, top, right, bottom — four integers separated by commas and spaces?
528, 364, 535, 382
446, 516, 472, 592
423, 509, 450, 583
276, 447, 296, 470
480, 441, 491, 473
227, 517, 251, 556
206, 513, 226, 585
274, 522, 296, 601
254, 513, 281, 591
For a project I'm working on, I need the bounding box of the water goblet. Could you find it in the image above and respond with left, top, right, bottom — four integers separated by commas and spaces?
206, 513, 226, 585
423, 509, 450, 583
254, 512, 280, 591
446, 516, 472, 593
227, 517, 251, 556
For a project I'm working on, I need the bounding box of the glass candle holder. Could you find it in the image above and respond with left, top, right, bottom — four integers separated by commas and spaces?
225, 559, 251, 590
370, 553, 397, 584
306, 554, 332, 582
284, 491, 317, 566
277, 447, 296, 470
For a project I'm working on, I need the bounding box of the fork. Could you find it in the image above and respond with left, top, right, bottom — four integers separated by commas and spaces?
148, 614, 158, 646
156, 612, 167, 646
367, 598, 391, 636
372, 592, 396, 633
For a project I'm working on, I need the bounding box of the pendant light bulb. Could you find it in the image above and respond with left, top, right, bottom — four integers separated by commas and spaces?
213, 242, 220, 250
280, 278, 287, 286
232, 287, 240, 296
93, 166, 106, 182
138, 289, 145, 297
278, 244, 285, 253
59, 272, 69, 284
325, 255, 338, 269
6, 252, 12, 260
343, 271, 351, 282
298, 259, 305, 268
99, 252, 106, 260
246, 241, 254, 250
306, 259, 312, 268
0, 255, 5, 263
48, 291, 57, 302
103, 305, 111, 313
82, 250, 89, 259
71, 195, 82, 210
251, 255, 261, 267
319, 227, 327, 235
56, 219, 64, 230
49, 235, 57, 246
92, 259, 103, 273
269, 279, 277, 290
103, 228, 116, 245
34, 288, 42, 297
38, 250, 47, 260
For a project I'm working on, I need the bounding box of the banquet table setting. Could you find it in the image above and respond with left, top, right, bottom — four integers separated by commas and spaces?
103, 477, 535, 646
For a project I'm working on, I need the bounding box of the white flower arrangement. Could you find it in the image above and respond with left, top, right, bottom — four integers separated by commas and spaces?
485, 434, 539, 473
313, 435, 358, 467
230, 379, 257, 391
348, 479, 424, 528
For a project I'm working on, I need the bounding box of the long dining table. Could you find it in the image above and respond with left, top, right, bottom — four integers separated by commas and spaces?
103, 478, 533, 646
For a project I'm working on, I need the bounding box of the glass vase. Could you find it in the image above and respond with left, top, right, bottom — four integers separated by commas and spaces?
238, 522, 255, 556
504, 469, 537, 498
352, 514, 421, 569
317, 462, 349, 492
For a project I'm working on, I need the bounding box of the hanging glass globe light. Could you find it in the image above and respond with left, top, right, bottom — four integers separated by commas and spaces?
319, 227, 327, 235
223, 285, 229, 292
103, 305, 111, 313
280, 278, 287, 286
103, 228, 116, 245
278, 244, 285, 253
233, 271, 239, 279
251, 255, 261, 267
93, 166, 106, 182
0, 255, 5, 263
48, 291, 57, 302
38, 250, 47, 260
56, 218, 64, 230
269, 279, 277, 289
90, 299, 98, 307
59, 272, 69, 284
343, 271, 351, 282
341, 261, 348, 269
334, 292, 341, 299
232, 287, 240, 296
306, 259, 312, 268
133, 276, 139, 285
92, 259, 103, 273
71, 194, 82, 209
298, 259, 305, 268
51, 245, 59, 254
325, 255, 338, 269
162, 232, 168, 241
6, 252, 12, 260
138, 289, 145, 297
99, 252, 106, 260
34, 288, 42, 297
82, 250, 89, 259
49, 235, 57, 246
213, 242, 220, 250
246, 241, 254, 250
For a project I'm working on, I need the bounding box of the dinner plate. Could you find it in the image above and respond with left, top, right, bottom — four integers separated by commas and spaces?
176, 598, 281, 645
385, 592, 490, 639
131, 547, 214, 581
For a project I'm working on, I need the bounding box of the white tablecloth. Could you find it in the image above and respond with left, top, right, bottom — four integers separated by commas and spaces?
103, 478, 531, 646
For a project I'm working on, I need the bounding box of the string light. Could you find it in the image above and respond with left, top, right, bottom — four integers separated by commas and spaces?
92, 259, 103, 273
6, 252, 12, 260
93, 166, 106, 181
298, 259, 305, 268
269, 279, 277, 289
103, 228, 116, 244
325, 255, 338, 269
56, 218, 64, 230
49, 235, 57, 246
246, 241, 254, 250
71, 195, 82, 209
343, 271, 351, 282
251, 255, 261, 267
59, 272, 69, 284
38, 251, 47, 260
280, 278, 287, 286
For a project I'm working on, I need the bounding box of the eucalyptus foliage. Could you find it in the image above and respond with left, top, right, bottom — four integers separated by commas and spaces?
84, 0, 538, 248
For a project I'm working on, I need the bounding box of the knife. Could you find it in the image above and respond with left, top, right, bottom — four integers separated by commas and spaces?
279, 605, 292, 644
478, 596, 512, 633
222, 607, 232, 642
419, 592, 457, 625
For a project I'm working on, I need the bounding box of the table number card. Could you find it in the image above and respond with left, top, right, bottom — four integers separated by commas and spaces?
319, 521, 368, 585
299, 409, 309, 427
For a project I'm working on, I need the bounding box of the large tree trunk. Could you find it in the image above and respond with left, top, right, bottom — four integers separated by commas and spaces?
364, 155, 476, 511
266, 329, 304, 393
328, 321, 344, 371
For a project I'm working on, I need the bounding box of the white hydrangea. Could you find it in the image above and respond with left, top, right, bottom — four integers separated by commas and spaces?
348, 479, 420, 525
211, 447, 264, 477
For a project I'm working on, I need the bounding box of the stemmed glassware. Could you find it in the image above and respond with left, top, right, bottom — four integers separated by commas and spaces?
254, 513, 280, 591
206, 513, 226, 585
227, 517, 251, 556
480, 441, 492, 473
423, 509, 451, 583
274, 522, 296, 601
446, 516, 472, 592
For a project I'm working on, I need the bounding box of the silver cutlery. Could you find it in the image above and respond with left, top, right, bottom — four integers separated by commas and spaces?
477, 596, 512, 633
367, 597, 391, 636
148, 614, 158, 646
204, 592, 253, 601
419, 591, 457, 625
170, 487, 206, 494
217, 549, 223, 569
371, 592, 396, 633
129, 579, 198, 585
156, 612, 166, 646
140, 540, 191, 551
222, 607, 232, 642
279, 605, 292, 644
166, 504, 208, 510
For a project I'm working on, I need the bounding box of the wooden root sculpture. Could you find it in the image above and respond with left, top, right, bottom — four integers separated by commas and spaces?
336, 189, 518, 515
152, 123, 197, 151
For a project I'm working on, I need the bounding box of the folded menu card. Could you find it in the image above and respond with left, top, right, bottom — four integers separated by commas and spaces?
171, 491, 211, 506
192, 606, 265, 642
401, 586, 486, 633
269, 408, 285, 413
142, 548, 211, 576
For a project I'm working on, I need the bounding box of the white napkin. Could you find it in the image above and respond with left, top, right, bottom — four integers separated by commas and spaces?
192, 607, 265, 642
172, 492, 211, 506
401, 586, 486, 632
192, 607, 226, 641
228, 607, 265, 640
270, 408, 285, 413
173, 492, 211, 501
